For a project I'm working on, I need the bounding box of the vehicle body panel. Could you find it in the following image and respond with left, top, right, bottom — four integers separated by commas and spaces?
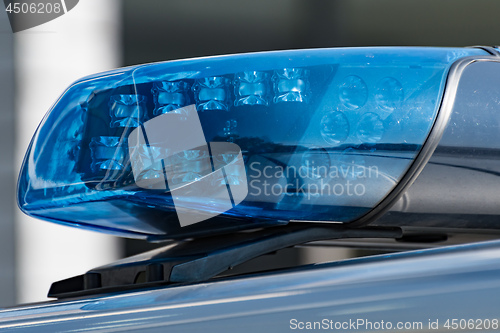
1, 240, 499, 332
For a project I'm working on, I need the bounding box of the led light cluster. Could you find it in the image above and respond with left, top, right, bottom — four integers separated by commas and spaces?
89, 68, 311, 171
91, 72, 403, 173
154, 68, 311, 115
89, 136, 128, 172
234, 71, 270, 106
152, 81, 191, 115
109, 94, 147, 128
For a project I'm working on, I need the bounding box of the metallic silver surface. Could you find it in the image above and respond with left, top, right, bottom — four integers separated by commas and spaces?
470, 45, 500, 56
377, 58, 500, 229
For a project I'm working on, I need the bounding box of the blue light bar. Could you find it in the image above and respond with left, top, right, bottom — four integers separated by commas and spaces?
17, 47, 488, 240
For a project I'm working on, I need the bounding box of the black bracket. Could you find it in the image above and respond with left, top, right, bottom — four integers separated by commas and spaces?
48, 224, 402, 299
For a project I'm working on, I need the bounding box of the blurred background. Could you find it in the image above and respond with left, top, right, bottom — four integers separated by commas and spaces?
1, 0, 499, 306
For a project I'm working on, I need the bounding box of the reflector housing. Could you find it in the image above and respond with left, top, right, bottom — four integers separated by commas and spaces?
17, 47, 487, 240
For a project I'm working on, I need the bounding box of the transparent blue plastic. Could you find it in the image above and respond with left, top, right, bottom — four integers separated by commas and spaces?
17, 47, 487, 240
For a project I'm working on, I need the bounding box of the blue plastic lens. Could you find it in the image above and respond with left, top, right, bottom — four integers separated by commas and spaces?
17, 47, 487, 240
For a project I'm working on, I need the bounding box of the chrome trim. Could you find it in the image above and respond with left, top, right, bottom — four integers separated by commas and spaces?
470, 45, 500, 56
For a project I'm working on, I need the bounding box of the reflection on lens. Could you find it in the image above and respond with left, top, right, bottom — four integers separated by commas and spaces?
321, 111, 350, 145
301, 148, 330, 179
338, 148, 366, 180
339, 75, 368, 110
375, 77, 404, 113
356, 112, 384, 143
223, 119, 238, 142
